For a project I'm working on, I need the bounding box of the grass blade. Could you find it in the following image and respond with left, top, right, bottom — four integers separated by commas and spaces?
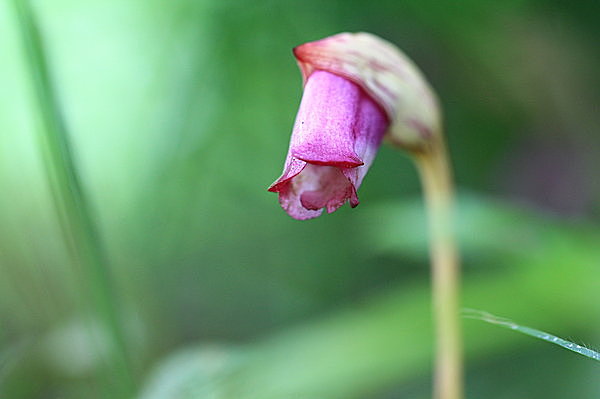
11, 0, 135, 396
464, 309, 600, 362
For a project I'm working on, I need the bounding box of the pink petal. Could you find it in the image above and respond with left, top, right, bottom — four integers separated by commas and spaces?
351, 88, 388, 187
268, 156, 306, 193
290, 71, 364, 168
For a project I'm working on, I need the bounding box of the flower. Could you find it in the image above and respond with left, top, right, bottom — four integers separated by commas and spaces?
268, 70, 389, 220
268, 32, 441, 220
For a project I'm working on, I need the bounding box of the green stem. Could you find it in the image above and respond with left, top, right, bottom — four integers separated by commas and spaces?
11, 0, 135, 396
414, 137, 462, 399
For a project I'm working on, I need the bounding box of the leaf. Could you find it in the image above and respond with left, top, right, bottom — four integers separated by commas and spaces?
139, 195, 600, 398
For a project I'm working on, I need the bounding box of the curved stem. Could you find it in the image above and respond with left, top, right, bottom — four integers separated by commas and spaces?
414, 137, 462, 399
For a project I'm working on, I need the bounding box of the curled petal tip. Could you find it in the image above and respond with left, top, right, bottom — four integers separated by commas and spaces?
292, 149, 363, 168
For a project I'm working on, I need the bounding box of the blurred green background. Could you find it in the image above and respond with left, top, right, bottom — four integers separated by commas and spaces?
1, 0, 599, 398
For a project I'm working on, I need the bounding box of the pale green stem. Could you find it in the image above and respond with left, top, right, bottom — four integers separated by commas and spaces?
414, 137, 462, 399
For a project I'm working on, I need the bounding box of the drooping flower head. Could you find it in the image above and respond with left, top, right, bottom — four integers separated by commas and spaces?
269, 33, 441, 220
268, 70, 388, 220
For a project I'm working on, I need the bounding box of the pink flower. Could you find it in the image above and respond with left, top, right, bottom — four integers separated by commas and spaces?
268, 70, 389, 220
268, 32, 441, 220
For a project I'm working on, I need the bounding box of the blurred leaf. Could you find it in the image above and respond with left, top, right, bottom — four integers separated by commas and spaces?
139, 345, 245, 399
139, 195, 600, 399
360, 192, 599, 261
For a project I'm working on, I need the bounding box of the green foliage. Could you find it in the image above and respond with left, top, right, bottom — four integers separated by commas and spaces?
10, 1, 134, 396
137, 195, 600, 398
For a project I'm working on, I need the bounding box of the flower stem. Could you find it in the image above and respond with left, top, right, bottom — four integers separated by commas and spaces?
414, 136, 462, 399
